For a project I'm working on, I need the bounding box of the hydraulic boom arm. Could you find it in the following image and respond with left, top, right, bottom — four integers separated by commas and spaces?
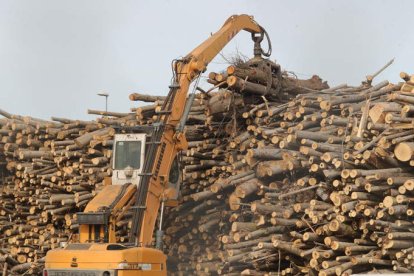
129, 14, 271, 246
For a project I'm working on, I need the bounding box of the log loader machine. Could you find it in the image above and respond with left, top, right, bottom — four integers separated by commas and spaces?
44, 14, 271, 276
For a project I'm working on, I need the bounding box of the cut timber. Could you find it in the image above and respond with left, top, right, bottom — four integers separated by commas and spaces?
74, 128, 114, 147
128, 93, 166, 102
394, 142, 414, 162
87, 109, 132, 118
227, 76, 278, 96
369, 102, 402, 124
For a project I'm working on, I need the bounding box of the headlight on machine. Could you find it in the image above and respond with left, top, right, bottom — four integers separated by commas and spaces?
116, 262, 152, 270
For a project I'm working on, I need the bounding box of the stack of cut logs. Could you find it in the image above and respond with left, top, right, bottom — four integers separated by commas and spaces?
0, 91, 217, 275
0, 113, 117, 275
164, 64, 414, 275
1, 57, 414, 276
0, 99, 165, 274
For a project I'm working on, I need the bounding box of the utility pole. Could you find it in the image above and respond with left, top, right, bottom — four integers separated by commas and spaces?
97, 93, 109, 113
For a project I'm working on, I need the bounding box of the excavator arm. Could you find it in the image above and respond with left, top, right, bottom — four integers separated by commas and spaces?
129, 14, 270, 246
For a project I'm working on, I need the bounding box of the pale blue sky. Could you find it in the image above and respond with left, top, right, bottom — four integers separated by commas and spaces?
0, 0, 412, 119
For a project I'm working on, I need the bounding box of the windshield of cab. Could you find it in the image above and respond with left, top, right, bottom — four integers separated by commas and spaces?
114, 141, 142, 170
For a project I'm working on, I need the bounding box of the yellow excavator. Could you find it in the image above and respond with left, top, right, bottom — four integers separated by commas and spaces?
43, 14, 271, 276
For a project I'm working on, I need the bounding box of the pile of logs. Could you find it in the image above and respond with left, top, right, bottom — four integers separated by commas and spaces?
0, 113, 115, 275
0, 91, 221, 274
2, 56, 414, 276
164, 63, 414, 275
0, 100, 168, 274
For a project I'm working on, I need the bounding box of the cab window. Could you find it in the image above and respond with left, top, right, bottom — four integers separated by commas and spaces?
114, 141, 142, 170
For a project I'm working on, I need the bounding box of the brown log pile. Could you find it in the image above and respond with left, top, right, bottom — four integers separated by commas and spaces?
0, 93, 218, 274
1, 57, 414, 276
164, 64, 414, 275
0, 114, 115, 274
0, 107, 156, 274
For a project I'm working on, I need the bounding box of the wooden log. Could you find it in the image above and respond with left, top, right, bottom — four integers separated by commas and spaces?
75, 128, 114, 148
129, 93, 166, 102
87, 109, 132, 118
394, 142, 414, 162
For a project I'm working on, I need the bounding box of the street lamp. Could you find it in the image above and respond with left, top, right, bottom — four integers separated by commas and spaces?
97, 93, 109, 113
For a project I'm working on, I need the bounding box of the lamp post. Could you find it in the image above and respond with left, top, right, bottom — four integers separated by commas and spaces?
97, 93, 109, 113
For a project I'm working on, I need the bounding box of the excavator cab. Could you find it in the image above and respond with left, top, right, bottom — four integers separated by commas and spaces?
112, 133, 146, 186
111, 132, 181, 202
